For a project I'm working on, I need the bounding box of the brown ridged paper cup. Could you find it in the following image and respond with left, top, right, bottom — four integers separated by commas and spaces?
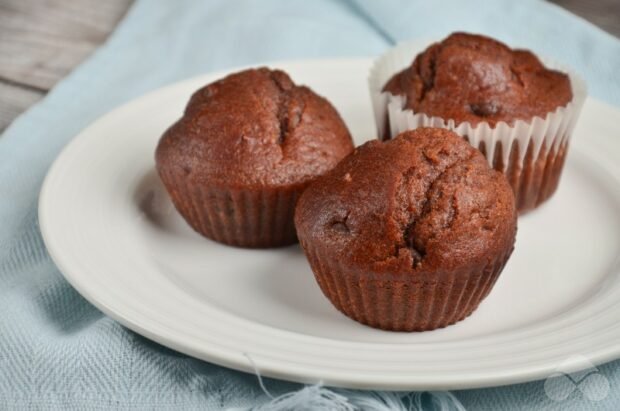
301, 239, 514, 332
158, 166, 304, 248
369, 40, 587, 212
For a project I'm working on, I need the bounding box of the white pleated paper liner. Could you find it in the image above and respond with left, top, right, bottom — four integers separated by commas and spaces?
368, 39, 588, 173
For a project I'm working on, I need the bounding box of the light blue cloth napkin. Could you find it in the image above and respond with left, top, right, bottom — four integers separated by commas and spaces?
1, 0, 619, 409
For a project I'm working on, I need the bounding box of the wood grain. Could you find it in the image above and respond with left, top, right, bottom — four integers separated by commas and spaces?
0, 0, 132, 89
551, 0, 620, 38
0, 0, 132, 132
0, 0, 618, 134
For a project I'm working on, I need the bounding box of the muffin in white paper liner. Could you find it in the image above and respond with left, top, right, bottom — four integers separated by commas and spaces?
369, 39, 587, 212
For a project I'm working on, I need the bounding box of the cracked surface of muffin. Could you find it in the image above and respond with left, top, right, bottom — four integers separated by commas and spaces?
295, 128, 517, 331
156, 68, 354, 247
382, 32, 573, 128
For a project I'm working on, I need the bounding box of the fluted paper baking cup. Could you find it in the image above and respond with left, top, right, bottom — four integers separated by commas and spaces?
300, 238, 513, 332
369, 40, 587, 211
158, 166, 303, 248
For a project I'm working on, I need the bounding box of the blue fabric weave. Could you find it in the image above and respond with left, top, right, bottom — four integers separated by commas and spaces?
1, 0, 619, 409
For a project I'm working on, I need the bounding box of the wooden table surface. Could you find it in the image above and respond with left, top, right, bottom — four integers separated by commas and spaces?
1, 0, 618, 134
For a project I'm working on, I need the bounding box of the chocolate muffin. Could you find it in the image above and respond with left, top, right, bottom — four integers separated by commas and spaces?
295, 128, 517, 331
383, 33, 573, 128
156, 68, 354, 247
375, 33, 585, 212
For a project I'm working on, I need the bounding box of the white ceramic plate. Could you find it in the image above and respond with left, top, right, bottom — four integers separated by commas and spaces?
39, 56, 620, 391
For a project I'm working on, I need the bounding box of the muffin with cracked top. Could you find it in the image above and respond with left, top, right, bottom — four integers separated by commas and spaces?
382, 33, 573, 128
295, 128, 517, 331
156, 67, 354, 248
371, 32, 586, 212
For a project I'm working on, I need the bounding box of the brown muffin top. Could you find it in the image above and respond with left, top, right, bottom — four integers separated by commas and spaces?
295, 128, 517, 276
156, 68, 354, 188
383, 33, 573, 127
